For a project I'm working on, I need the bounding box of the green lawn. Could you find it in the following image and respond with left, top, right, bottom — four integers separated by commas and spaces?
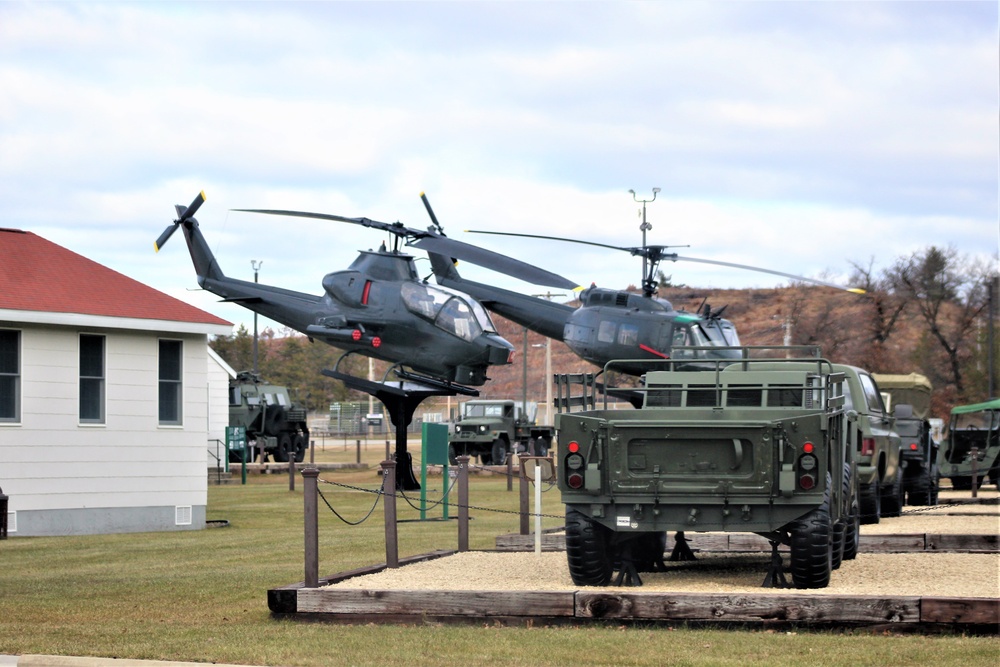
1, 457, 997, 667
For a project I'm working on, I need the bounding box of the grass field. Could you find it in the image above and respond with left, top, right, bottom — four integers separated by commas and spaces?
1, 443, 998, 666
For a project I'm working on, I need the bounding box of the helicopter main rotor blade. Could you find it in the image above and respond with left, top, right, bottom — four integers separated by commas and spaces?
410, 236, 579, 290
235, 208, 580, 289
467, 229, 864, 294
233, 208, 409, 235
669, 255, 866, 294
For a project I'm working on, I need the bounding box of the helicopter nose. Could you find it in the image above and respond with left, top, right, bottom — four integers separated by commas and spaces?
484, 334, 515, 366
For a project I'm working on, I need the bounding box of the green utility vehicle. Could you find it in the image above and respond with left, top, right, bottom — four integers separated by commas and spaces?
450, 399, 554, 465
941, 399, 1000, 490
556, 358, 859, 589
873, 373, 939, 505
228, 371, 309, 463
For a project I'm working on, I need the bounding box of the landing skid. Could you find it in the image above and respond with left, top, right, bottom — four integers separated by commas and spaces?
323, 362, 478, 491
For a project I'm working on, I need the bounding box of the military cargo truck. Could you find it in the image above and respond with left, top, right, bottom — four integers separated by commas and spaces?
450, 399, 555, 465
229, 371, 309, 463
941, 399, 1000, 490
557, 358, 858, 589
872, 373, 939, 505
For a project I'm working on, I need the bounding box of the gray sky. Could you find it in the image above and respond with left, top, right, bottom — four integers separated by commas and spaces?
2, 1, 997, 332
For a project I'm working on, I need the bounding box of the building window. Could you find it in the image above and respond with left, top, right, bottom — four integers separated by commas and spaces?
158, 339, 182, 425
0, 329, 20, 422
79, 334, 105, 423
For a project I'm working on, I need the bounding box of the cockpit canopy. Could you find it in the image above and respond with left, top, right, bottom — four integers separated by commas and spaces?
401, 282, 499, 342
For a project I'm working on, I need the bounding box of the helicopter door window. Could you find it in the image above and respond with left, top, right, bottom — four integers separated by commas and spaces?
617, 324, 639, 347
597, 321, 616, 344
672, 325, 694, 359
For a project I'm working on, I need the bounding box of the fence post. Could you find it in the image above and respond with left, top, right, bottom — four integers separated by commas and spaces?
457, 455, 470, 552
310, 439, 315, 464
506, 452, 513, 492
381, 459, 399, 568
302, 468, 319, 588
356, 439, 361, 464
289, 456, 296, 492
519, 464, 530, 535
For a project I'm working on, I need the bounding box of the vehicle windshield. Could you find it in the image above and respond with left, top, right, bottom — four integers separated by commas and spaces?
463, 403, 505, 418
953, 410, 1000, 431
401, 282, 495, 342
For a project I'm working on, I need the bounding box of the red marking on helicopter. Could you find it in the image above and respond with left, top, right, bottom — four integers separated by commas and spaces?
639, 343, 669, 358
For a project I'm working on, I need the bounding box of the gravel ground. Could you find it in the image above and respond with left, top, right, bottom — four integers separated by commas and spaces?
326, 494, 999, 597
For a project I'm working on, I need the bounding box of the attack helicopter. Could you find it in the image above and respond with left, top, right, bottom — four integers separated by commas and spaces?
419, 194, 865, 377
154, 191, 573, 388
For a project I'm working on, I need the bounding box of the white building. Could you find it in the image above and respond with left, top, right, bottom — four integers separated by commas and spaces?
0, 228, 232, 536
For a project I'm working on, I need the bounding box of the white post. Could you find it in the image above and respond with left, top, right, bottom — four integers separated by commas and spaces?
534, 460, 542, 554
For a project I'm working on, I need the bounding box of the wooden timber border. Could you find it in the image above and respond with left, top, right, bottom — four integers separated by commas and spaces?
495, 530, 1000, 553
268, 550, 999, 632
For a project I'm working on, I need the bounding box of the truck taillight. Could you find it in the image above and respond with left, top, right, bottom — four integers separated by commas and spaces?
567, 472, 584, 489
799, 474, 816, 490
861, 437, 876, 456
568, 441, 580, 453
909, 442, 918, 451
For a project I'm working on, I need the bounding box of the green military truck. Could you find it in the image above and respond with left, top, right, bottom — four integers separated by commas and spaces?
873, 373, 939, 505
229, 371, 309, 463
556, 358, 859, 589
450, 399, 555, 465
941, 399, 1000, 490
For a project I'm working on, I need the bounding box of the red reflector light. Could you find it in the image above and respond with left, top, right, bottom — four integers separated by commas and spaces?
861, 437, 876, 456
371, 336, 381, 348
799, 474, 816, 490
568, 441, 580, 453
803, 442, 814, 454
910, 443, 918, 450
567, 473, 584, 489
351, 329, 362, 341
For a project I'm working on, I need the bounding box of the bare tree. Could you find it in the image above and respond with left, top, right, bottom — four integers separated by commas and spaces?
888, 246, 990, 398
848, 258, 912, 371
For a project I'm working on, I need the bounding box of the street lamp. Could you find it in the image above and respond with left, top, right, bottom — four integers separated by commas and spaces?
251, 260, 263, 373
629, 188, 660, 292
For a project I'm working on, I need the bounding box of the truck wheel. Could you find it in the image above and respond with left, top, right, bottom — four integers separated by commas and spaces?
859, 478, 881, 524
842, 498, 860, 561
293, 434, 307, 463
880, 466, 904, 517
448, 444, 458, 466
907, 465, 937, 506
534, 437, 551, 457
565, 507, 613, 586
491, 439, 507, 466
274, 434, 292, 463
950, 476, 972, 490
788, 502, 832, 589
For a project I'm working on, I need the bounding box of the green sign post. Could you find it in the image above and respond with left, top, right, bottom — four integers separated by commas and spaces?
226, 426, 247, 485
420, 422, 450, 520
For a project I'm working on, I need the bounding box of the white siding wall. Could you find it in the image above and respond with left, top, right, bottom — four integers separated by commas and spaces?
0, 324, 214, 531
206, 350, 234, 466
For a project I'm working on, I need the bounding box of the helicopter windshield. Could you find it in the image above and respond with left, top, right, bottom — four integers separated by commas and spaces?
401, 282, 495, 342
701, 319, 741, 347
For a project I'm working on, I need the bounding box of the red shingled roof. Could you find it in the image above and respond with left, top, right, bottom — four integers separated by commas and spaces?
0, 228, 230, 326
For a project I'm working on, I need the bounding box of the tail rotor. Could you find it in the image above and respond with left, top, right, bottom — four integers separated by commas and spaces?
155, 191, 206, 252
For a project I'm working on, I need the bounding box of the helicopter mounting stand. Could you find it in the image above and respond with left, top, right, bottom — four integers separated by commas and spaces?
322, 366, 478, 491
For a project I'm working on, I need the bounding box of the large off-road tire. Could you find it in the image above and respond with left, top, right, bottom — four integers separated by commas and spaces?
533, 437, 551, 457
949, 475, 983, 491
880, 466, 904, 517
448, 444, 458, 466
907, 464, 938, 506
490, 438, 508, 466
842, 499, 860, 561
859, 478, 881, 524
292, 433, 307, 463
273, 433, 292, 463
787, 503, 833, 589
565, 506, 613, 586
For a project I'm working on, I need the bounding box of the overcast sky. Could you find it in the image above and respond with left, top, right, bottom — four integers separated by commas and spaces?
2, 1, 997, 332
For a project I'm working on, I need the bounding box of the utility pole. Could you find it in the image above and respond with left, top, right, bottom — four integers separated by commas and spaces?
531, 291, 566, 425
251, 260, 263, 373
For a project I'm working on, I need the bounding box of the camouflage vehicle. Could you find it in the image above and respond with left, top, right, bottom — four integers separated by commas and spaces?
873, 373, 939, 505
556, 357, 859, 589
941, 399, 1000, 490
229, 371, 309, 463
450, 399, 554, 465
